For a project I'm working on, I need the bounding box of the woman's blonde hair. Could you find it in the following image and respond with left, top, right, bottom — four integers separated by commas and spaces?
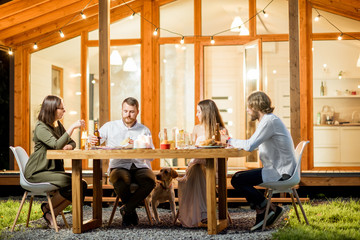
247, 91, 274, 114
198, 99, 225, 139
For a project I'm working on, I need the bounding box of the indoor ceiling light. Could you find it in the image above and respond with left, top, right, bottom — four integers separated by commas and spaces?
123, 57, 137, 72
230, 16, 243, 32
357, 54, 360, 67
110, 50, 123, 65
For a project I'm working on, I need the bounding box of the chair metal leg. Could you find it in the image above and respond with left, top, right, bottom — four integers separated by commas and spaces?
173, 209, 179, 225
108, 196, 120, 226
144, 200, 153, 225
47, 193, 59, 232
11, 191, 28, 232
292, 189, 309, 225
61, 212, 69, 228
290, 192, 301, 222
26, 195, 34, 227
262, 189, 273, 231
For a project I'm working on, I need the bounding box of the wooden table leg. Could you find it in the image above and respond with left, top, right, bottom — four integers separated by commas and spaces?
72, 159, 83, 233
206, 158, 217, 234
93, 159, 102, 221
218, 158, 227, 221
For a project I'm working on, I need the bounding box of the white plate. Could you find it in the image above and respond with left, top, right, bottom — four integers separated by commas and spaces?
196, 145, 224, 148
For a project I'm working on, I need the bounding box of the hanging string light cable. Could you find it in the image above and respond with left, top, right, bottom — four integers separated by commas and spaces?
211, 0, 274, 37
31, 0, 93, 49
313, 8, 360, 41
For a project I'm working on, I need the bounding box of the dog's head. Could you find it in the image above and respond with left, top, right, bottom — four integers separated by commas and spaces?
156, 167, 178, 181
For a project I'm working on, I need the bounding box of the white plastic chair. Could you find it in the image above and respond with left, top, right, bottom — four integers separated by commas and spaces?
259, 141, 310, 231
9, 146, 68, 232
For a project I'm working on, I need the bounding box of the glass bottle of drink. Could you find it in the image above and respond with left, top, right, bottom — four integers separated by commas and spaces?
320, 81, 324, 96
80, 127, 88, 150
94, 121, 100, 146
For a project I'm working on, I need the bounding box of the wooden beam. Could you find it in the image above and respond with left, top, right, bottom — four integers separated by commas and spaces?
3, 0, 143, 47
141, 0, 160, 170
309, 0, 360, 21
0, 0, 50, 20
98, 0, 111, 127
194, 0, 201, 123
289, 0, 301, 146
0, 0, 96, 40
13, 46, 31, 170
249, 0, 256, 37
299, 0, 313, 170
0, 0, 81, 30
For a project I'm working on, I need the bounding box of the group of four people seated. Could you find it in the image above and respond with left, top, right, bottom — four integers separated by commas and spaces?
24, 91, 295, 231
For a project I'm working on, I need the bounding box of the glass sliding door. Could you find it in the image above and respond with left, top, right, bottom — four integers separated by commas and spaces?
243, 39, 262, 167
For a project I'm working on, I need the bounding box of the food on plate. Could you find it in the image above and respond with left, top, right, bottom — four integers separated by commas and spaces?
120, 137, 131, 146
200, 139, 216, 146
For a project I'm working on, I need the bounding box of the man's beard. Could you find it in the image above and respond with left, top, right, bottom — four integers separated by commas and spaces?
250, 111, 260, 121
123, 117, 136, 125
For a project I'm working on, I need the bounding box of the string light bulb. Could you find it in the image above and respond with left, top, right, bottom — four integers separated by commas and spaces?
80, 11, 86, 19
130, 12, 135, 19
263, 10, 268, 18
210, 36, 215, 44
338, 33, 343, 40
8, 48, 13, 55
153, 28, 158, 36
33, 43, 38, 50
314, 15, 320, 22
180, 36, 184, 44
59, 30, 65, 38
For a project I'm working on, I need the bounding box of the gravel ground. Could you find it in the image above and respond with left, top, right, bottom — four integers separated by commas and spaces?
0, 202, 286, 240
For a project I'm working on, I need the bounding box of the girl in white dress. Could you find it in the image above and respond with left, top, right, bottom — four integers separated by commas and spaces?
177, 99, 228, 227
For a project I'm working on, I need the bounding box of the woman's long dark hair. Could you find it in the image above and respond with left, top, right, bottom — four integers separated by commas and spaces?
38, 95, 62, 127
198, 99, 225, 139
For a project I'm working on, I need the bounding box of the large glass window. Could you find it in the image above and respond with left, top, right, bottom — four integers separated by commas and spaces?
30, 37, 81, 153
202, 0, 249, 37
88, 45, 141, 123
262, 41, 290, 129
312, 40, 360, 167
160, 0, 194, 37
256, 0, 289, 35
160, 44, 194, 167
312, 9, 360, 33
88, 16, 141, 40
204, 45, 245, 169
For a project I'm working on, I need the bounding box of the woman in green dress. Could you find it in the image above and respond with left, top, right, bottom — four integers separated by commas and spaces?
24, 95, 87, 228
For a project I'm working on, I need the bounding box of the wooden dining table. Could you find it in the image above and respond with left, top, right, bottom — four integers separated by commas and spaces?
47, 148, 249, 235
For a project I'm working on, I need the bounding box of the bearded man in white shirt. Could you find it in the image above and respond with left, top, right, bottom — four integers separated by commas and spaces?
90, 97, 156, 227
228, 91, 295, 231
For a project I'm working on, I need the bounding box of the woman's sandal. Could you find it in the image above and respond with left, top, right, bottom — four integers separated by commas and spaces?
43, 211, 59, 229
41, 203, 48, 215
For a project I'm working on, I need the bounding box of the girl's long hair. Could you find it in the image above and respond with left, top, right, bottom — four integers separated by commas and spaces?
38, 95, 62, 127
198, 99, 225, 139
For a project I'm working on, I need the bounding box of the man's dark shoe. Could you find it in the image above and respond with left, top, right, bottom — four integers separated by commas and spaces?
120, 205, 132, 227
266, 206, 285, 227
130, 210, 139, 226
250, 210, 275, 231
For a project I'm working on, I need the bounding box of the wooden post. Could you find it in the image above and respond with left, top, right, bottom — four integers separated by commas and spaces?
194, 0, 202, 124
289, 0, 301, 146
98, 0, 110, 177
81, 31, 89, 169
14, 46, 30, 168
299, 0, 313, 170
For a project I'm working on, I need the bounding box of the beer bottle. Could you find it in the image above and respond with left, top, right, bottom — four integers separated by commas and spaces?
94, 121, 100, 146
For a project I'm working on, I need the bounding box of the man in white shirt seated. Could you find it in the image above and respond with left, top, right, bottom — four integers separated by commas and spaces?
228, 91, 296, 231
90, 97, 156, 226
